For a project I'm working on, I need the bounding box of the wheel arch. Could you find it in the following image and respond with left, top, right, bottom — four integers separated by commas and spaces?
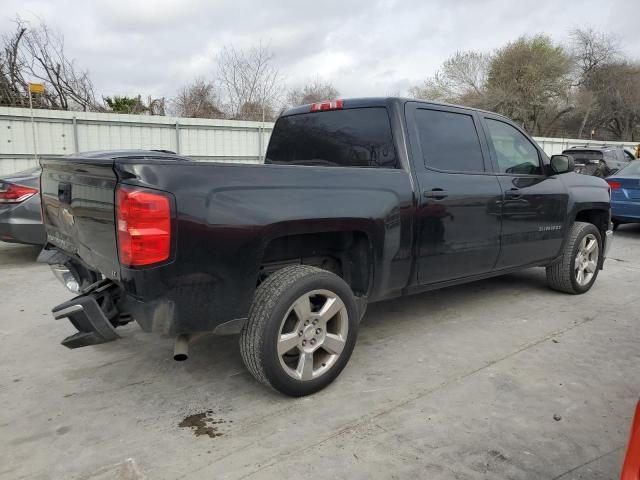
575, 208, 610, 234
258, 227, 375, 298
573, 209, 609, 269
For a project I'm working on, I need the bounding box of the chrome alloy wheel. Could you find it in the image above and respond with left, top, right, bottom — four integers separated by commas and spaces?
575, 233, 599, 286
277, 289, 349, 381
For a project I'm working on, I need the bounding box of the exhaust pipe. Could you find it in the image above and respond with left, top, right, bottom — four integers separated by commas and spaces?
173, 334, 190, 361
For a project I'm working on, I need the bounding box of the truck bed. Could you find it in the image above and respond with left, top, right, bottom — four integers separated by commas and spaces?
40, 156, 414, 335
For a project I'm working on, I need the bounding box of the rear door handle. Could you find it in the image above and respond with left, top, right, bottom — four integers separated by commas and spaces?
424, 188, 448, 200
504, 188, 522, 200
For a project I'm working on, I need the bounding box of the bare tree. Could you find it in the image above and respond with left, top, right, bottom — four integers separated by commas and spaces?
570, 28, 620, 137
21, 18, 97, 110
171, 79, 224, 118
0, 18, 98, 111
216, 43, 283, 121
409, 51, 490, 105
589, 62, 640, 141
147, 96, 166, 116
286, 78, 339, 108
570, 28, 620, 82
0, 25, 28, 107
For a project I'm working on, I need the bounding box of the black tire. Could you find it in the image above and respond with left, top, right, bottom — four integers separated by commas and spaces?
239, 265, 359, 397
546, 222, 602, 294
612, 220, 620, 231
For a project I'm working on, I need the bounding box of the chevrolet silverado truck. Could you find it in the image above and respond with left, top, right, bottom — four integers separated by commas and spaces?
39, 98, 613, 397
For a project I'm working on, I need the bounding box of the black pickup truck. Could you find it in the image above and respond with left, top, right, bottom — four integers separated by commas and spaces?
39, 98, 613, 396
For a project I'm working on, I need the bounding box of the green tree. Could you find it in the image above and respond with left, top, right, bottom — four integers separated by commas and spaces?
103, 95, 147, 114
486, 35, 572, 135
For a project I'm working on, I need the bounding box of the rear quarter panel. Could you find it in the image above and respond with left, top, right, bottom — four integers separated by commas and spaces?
115, 161, 415, 333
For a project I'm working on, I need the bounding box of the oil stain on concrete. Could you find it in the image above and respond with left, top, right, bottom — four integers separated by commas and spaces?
179, 410, 227, 438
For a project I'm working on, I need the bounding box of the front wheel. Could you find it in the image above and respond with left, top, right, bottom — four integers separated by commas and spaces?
546, 222, 601, 294
240, 265, 359, 396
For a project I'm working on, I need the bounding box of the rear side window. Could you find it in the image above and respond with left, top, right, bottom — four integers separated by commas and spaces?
266, 108, 398, 168
414, 109, 485, 173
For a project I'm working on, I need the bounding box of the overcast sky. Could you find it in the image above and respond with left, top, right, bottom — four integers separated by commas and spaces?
2, 0, 639, 100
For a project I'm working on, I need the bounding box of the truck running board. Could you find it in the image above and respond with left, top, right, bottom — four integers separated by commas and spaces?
52, 282, 121, 349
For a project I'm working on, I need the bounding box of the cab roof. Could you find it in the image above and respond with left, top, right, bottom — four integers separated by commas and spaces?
280, 97, 510, 121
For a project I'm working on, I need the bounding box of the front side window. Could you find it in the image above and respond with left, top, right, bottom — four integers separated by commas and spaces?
266, 108, 398, 168
485, 119, 542, 175
414, 109, 485, 173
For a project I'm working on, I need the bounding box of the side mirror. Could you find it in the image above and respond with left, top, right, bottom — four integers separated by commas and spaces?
550, 154, 574, 174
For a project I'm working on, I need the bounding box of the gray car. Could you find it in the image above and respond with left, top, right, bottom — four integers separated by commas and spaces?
0, 166, 46, 245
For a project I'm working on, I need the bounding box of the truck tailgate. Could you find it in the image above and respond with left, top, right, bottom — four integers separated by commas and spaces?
40, 158, 120, 280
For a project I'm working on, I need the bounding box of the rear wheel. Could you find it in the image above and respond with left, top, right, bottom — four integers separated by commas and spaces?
546, 222, 601, 294
240, 265, 358, 396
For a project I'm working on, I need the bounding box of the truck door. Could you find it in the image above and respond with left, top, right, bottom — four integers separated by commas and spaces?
405, 103, 503, 284
481, 116, 569, 269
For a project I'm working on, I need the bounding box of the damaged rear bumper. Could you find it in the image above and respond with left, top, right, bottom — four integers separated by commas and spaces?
52, 280, 123, 349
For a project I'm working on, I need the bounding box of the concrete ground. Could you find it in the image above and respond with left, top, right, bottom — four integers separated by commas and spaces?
0, 228, 639, 480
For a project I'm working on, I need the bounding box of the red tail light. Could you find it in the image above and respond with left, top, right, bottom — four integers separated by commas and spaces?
116, 186, 172, 266
607, 180, 622, 190
310, 99, 344, 112
0, 182, 38, 203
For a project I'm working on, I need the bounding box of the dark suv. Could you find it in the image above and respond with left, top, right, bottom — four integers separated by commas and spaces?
563, 145, 635, 177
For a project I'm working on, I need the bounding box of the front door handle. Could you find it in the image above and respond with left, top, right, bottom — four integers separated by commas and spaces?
424, 188, 448, 200
504, 188, 522, 200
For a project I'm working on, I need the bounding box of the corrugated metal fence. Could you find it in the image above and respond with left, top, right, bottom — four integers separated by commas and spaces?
0, 106, 637, 175
0, 107, 272, 174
